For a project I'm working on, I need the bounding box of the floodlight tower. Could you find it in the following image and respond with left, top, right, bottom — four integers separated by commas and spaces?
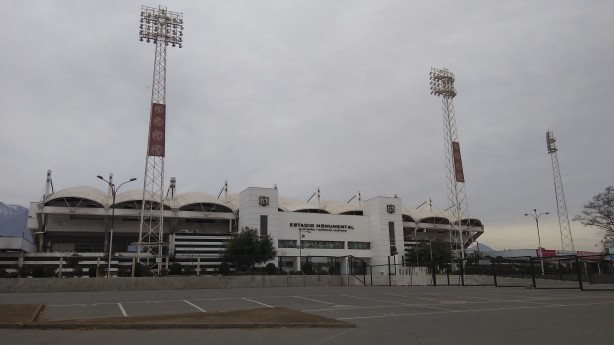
136, 5, 183, 273
429, 67, 469, 260
546, 130, 575, 251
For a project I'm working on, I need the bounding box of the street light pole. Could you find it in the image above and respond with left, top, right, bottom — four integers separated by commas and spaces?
524, 209, 549, 275
428, 236, 434, 262
414, 228, 419, 265
98, 175, 137, 277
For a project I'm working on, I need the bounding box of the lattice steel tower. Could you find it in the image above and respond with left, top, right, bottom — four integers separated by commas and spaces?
546, 130, 575, 251
429, 67, 470, 260
136, 5, 183, 273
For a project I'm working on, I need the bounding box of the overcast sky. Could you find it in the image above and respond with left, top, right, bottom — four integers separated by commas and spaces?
1, 0, 612, 251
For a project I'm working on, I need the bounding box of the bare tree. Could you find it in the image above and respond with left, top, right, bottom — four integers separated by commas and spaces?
573, 186, 614, 248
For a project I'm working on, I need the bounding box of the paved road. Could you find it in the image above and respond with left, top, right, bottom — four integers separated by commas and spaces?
1, 286, 613, 344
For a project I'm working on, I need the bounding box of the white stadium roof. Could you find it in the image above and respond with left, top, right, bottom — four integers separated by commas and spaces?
42, 187, 482, 226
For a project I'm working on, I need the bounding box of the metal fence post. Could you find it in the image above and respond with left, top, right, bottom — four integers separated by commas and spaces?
492, 258, 498, 287
370, 265, 373, 286
459, 259, 465, 286
530, 257, 537, 289
388, 256, 392, 286
432, 261, 437, 287
575, 255, 584, 291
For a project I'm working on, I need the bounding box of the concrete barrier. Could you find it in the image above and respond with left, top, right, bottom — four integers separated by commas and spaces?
0, 275, 345, 293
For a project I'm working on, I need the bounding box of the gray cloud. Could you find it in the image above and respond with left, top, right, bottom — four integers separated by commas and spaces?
1, 0, 612, 251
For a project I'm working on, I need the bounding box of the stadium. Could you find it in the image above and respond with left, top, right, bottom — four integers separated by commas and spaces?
26, 171, 485, 275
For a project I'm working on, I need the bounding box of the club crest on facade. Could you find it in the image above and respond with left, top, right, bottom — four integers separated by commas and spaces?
259, 196, 269, 206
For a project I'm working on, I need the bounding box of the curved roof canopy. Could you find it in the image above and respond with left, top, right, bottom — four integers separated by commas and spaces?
175, 192, 236, 213
44, 186, 106, 207
278, 197, 329, 213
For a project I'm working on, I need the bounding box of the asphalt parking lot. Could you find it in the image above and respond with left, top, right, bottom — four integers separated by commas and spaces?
1, 285, 614, 345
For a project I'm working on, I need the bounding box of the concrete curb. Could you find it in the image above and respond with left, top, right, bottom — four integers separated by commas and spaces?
0, 322, 355, 330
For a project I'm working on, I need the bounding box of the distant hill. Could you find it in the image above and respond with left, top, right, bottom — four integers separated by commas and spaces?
467, 242, 496, 253
0, 202, 29, 238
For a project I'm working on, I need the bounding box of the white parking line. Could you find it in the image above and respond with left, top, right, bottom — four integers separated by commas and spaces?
344, 294, 406, 305
47, 304, 91, 307
293, 295, 334, 305
337, 300, 614, 321
304, 302, 456, 313
118, 303, 128, 317
183, 300, 206, 312
243, 298, 274, 308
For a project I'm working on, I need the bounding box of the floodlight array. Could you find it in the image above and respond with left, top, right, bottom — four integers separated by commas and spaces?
139, 5, 183, 48
429, 67, 456, 98
546, 130, 558, 154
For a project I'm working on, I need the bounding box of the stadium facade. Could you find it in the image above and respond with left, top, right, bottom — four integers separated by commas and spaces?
27, 173, 484, 274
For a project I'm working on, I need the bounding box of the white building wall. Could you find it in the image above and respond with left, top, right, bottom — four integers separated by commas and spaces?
363, 196, 404, 274
276, 212, 372, 259
238, 187, 279, 244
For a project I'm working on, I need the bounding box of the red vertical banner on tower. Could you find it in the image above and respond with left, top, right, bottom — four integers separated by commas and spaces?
452, 141, 465, 183
147, 103, 166, 157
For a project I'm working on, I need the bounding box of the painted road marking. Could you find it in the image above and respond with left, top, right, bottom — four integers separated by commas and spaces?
344, 294, 407, 305
118, 303, 128, 317
293, 295, 335, 305
242, 298, 274, 308
183, 300, 206, 312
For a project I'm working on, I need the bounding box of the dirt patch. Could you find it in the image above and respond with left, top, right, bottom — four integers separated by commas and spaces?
0, 304, 44, 323
0, 305, 353, 329
46, 307, 349, 326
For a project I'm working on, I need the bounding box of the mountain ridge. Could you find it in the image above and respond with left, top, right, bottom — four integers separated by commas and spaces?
0, 202, 29, 237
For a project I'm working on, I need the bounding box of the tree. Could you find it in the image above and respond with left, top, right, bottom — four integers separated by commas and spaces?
218, 262, 231, 276
221, 227, 277, 272
406, 238, 452, 264
573, 186, 614, 248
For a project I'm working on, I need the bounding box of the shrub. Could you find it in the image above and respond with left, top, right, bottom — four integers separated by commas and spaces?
43, 266, 56, 278
218, 262, 231, 276
134, 263, 153, 277
66, 254, 81, 269
18, 265, 32, 278
265, 263, 277, 275
73, 267, 84, 277
183, 265, 196, 276
160, 269, 169, 276
96, 265, 107, 277
32, 266, 45, 278
169, 262, 183, 275
0, 268, 7, 278
317, 268, 329, 275
117, 267, 132, 277
302, 261, 314, 275
87, 265, 97, 278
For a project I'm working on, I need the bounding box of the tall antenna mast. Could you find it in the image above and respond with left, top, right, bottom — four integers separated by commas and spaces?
429, 67, 469, 260
136, 5, 184, 274
546, 130, 575, 251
